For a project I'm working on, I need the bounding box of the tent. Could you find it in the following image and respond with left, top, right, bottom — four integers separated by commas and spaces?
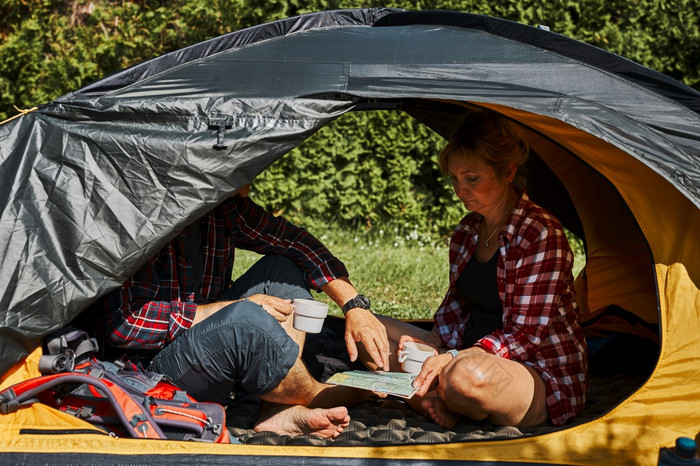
1, 7, 699, 465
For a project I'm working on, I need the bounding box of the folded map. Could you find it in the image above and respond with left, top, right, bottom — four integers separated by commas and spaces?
326, 370, 418, 399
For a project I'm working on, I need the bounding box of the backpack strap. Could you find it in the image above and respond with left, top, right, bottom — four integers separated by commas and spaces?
8, 326, 231, 443
39, 327, 99, 374
0, 372, 166, 439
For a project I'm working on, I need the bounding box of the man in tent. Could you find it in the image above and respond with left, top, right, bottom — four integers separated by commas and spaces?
87, 183, 389, 438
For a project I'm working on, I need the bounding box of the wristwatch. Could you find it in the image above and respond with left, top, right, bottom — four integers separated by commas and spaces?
341, 294, 371, 314
447, 349, 460, 358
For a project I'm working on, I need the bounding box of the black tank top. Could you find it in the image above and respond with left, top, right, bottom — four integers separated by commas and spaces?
455, 252, 503, 347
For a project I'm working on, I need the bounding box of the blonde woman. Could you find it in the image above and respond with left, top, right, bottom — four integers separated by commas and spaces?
364, 111, 588, 428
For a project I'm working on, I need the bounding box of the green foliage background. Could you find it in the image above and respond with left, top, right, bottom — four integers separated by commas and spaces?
2, 0, 698, 240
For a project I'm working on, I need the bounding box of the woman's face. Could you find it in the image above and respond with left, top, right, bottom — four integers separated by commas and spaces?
446, 153, 509, 215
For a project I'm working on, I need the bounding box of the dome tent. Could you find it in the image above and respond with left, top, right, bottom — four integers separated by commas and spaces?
1, 7, 699, 466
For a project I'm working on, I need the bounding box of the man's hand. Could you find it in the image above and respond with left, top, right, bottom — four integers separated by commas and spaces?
193, 294, 293, 326
319, 278, 391, 370
344, 308, 390, 370
246, 294, 294, 322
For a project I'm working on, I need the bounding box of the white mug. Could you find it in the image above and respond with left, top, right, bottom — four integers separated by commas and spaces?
292, 299, 329, 333
397, 341, 435, 374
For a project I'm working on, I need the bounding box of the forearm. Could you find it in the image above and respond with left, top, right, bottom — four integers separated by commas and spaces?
319, 277, 358, 310
233, 196, 349, 291
322, 278, 391, 369
192, 300, 238, 325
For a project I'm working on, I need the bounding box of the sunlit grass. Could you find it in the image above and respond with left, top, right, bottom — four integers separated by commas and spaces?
232, 227, 447, 320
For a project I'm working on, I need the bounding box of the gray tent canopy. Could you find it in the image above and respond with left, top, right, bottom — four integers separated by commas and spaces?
1, 7, 699, 375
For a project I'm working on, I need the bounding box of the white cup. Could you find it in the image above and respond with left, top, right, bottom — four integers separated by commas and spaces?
292, 299, 329, 333
397, 341, 435, 374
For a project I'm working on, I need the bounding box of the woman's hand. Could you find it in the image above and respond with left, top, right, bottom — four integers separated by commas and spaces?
397, 334, 439, 353
412, 353, 454, 397
397, 334, 445, 397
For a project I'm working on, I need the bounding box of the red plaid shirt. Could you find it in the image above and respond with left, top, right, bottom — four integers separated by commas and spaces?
101, 195, 348, 352
434, 192, 588, 426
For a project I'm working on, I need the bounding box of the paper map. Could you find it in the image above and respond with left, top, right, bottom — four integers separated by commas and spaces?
326, 370, 418, 399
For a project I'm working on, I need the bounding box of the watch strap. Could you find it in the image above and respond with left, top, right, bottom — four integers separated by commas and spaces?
341, 294, 370, 314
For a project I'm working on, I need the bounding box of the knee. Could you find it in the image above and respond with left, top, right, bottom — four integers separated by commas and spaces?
195, 300, 293, 355
247, 255, 311, 300
257, 254, 294, 267
198, 301, 299, 393
148, 303, 278, 397
438, 353, 491, 401
258, 255, 305, 278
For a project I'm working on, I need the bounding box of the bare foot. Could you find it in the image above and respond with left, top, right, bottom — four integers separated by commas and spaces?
421, 395, 459, 428
254, 404, 350, 439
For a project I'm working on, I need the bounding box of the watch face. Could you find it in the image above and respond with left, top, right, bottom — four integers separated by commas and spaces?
356, 295, 370, 309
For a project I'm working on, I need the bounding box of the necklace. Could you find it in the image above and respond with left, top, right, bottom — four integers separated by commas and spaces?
482, 201, 513, 248
483, 224, 500, 248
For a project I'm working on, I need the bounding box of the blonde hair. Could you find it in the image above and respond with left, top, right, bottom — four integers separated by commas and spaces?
438, 112, 529, 190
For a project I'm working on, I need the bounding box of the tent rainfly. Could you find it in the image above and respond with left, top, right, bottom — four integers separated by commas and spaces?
1, 7, 699, 466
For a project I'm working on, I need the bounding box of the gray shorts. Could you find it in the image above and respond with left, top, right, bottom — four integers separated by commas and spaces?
149, 255, 312, 403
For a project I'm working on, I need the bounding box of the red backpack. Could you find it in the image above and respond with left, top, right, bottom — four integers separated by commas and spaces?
0, 328, 232, 443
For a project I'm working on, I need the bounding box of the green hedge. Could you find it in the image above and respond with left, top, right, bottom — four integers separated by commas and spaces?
250, 111, 460, 237
2, 0, 698, 239
2, 0, 697, 123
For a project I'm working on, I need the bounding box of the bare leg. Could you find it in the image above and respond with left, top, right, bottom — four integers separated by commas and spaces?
252, 316, 382, 438
259, 316, 379, 408
254, 404, 350, 438
259, 358, 379, 408
432, 350, 549, 427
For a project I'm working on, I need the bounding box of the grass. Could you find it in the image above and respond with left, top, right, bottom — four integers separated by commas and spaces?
232, 226, 448, 320
231, 222, 586, 320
